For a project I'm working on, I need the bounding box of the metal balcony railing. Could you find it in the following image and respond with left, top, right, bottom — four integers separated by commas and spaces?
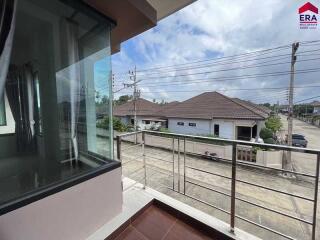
116, 130, 320, 240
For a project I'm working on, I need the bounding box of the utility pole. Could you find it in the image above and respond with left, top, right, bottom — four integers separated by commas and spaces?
285, 42, 299, 172
127, 66, 140, 143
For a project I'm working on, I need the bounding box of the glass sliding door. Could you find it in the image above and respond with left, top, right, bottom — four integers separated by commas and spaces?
0, 0, 115, 209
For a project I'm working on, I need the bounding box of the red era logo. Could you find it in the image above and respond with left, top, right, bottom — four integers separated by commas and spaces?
299, 2, 318, 29
299, 2, 318, 14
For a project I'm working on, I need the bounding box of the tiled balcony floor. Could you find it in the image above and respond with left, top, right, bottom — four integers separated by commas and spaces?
108, 200, 232, 240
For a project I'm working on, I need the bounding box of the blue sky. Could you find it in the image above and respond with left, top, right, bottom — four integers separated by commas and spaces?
112, 0, 320, 104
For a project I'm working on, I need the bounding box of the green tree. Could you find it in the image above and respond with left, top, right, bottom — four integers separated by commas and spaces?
265, 116, 282, 133
114, 95, 133, 106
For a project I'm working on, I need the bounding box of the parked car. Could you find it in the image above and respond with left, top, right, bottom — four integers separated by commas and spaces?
288, 134, 308, 148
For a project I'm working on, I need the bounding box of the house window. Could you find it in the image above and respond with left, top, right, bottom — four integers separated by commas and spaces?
189, 123, 196, 127
214, 124, 219, 136
145, 120, 150, 124
177, 122, 184, 126
0, 96, 6, 126
131, 119, 134, 125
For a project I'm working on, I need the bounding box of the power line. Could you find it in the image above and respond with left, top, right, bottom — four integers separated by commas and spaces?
134, 51, 320, 76
118, 85, 320, 94
113, 44, 320, 76
295, 95, 320, 104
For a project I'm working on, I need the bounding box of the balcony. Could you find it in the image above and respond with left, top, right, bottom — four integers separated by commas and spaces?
107, 131, 320, 240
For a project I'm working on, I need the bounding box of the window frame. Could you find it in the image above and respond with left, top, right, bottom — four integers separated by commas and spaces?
177, 122, 184, 126
189, 122, 196, 127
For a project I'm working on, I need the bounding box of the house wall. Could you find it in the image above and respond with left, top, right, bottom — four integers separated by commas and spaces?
168, 118, 211, 135
0, 167, 123, 240
211, 119, 235, 139
168, 118, 264, 140
314, 106, 320, 114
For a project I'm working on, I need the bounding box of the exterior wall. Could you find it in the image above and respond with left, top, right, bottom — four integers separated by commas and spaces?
168, 118, 211, 135
0, 168, 123, 240
119, 116, 130, 125
117, 115, 164, 130
211, 119, 235, 139
314, 106, 320, 114
0, 93, 15, 135
257, 121, 265, 137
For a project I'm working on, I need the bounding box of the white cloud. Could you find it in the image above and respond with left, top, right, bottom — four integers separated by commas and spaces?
112, 0, 320, 104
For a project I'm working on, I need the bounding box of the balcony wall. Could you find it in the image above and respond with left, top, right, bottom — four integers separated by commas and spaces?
0, 167, 122, 240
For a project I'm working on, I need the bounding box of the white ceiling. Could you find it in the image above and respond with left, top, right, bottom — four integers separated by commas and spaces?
147, 0, 196, 20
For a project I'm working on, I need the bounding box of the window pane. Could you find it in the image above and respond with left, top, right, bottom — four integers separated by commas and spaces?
0, 0, 114, 206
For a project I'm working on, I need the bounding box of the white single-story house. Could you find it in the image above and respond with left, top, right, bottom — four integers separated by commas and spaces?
311, 101, 320, 114
114, 92, 271, 141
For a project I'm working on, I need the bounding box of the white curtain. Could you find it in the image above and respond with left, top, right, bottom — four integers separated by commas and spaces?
0, 0, 17, 98
63, 19, 80, 161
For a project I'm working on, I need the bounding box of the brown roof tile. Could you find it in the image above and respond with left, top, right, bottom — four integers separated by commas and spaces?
114, 92, 268, 120
114, 98, 162, 117
162, 92, 267, 120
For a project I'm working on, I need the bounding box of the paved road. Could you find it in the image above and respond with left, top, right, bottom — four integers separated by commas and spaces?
280, 115, 320, 175
280, 114, 320, 149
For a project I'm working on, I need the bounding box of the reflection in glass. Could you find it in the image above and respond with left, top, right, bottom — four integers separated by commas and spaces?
0, 0, 113, 206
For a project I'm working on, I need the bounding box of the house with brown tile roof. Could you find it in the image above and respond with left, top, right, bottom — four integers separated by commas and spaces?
311, 101, 320, 114
113, 98, 167, 129
114, 92, 270, 140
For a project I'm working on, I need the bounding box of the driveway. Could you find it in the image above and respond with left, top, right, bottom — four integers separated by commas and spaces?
280, 115, 320, 175
280, 114, 320, 149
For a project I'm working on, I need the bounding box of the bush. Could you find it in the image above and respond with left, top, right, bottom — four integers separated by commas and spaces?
159, 127, 170, 133
97, 117, 128, 132
264, 138, 276, 144
260, 127, 273, 140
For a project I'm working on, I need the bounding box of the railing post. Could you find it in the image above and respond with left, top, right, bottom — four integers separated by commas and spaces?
230, 142, 237, 234
178, 138, 181, 192
184, 137, 186, 195
172, 137, 175, 191
312, 153, 320, 240
142, 131, 146, 189
116, 135, 122, 162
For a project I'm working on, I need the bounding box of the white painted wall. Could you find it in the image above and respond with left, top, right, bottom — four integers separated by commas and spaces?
314, 106, 320, 114
168, 118, 211, 135
0, 93, 15, 135
211, 119, 235, 139
0, 167, 123, 240
168, 118, 262, 140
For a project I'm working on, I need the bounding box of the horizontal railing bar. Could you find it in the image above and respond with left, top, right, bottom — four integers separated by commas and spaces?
236, 179, 314, 202
236, 160, 317, 178
184, 193, 230, 215
186, 180, 231, 197
118, 131, 142, 138
121, 143, 143, 151
186, 180, 312, 224
146, 165, 173, 177
145, 154, 174, 164
122, 156, 143, 166
142, 130, 320, 154
125, 167, 145, 178
186, 166, 232, 180
236, 215, 296, 240
236, 196, 313, 225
